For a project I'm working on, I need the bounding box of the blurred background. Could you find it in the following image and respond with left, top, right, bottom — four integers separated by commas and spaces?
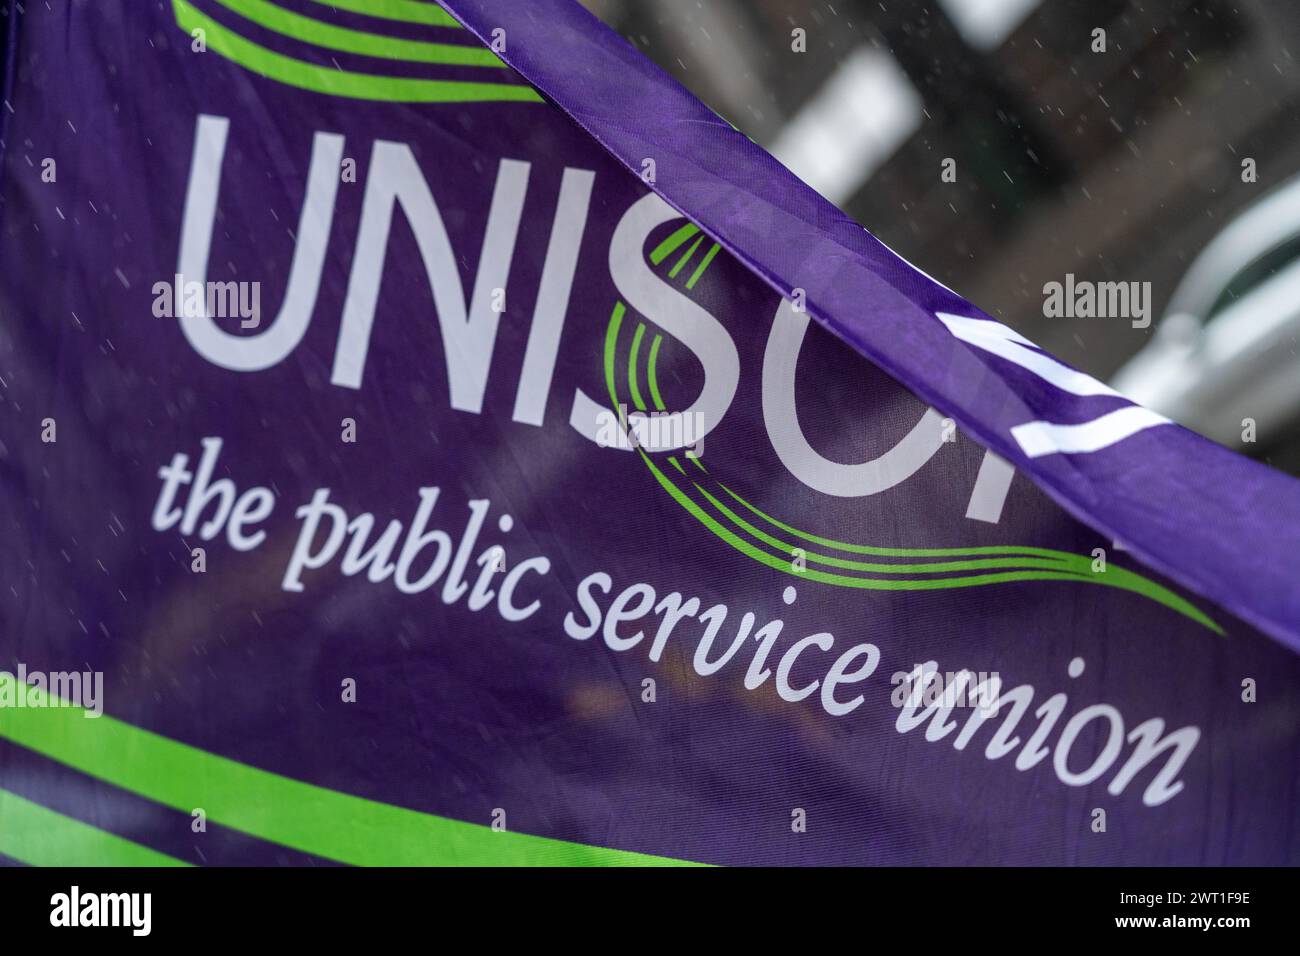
582, 0, 1300, 475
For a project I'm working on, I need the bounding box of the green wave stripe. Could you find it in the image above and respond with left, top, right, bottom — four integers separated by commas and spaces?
635, 318, 710, 472
174, 0, 541, 103
647, 333, 666, 410
636, 443, 1112, 591
307, 0, 461, 28
607, 235, 1220, 633
649, 223, 700, 265
214, 0, 504, 67
634, 321, 1081, 580
669, 236, 704, 278
695, 482, 1082, 575
631, 407, 1219, 624
686, 243, 721, 290
626, 321, 1077, 587
628, 316, 1066, 571
0, 786, 190, 867
0, 674, 696, 866
719, 482, 1076, 559
628, 322, 647, 412
696, 479, 1218, 628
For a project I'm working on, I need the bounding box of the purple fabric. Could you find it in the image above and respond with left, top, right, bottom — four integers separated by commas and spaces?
442, 0, 1300, 652
0, 0, 1296, 865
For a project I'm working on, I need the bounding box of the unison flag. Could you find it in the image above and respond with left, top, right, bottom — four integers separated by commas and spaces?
0, 0, 1297, 866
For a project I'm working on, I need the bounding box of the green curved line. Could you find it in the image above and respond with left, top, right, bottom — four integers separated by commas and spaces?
647, 334, 666, 411
694, 482, 1220, 628
628, 323, 647, 412
669, 236, 704, 278
641, 248, 1066, 563
721, 482, 1077, 560
650, 224, 700, 265
638, 446, 1098, 591
307, 0, 461, 28
695, 483, 1080, 575
638, 301, 1063, 562
644, 441, 1220, 630
174, 0, 541, 103
0, 787, 190, 867
713, 483, 1215, 631
626, 318, 1069, 580
214, 0, 504, 67
625, 303, 1220, 632
633, 320, 705, 472
1081, 563, 1221, 632
715, 462, 1216, 638
0, 674, 698, 867
685, 243, 721, 290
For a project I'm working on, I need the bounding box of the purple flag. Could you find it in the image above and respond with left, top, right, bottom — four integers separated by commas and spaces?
0, 0, 1297, 866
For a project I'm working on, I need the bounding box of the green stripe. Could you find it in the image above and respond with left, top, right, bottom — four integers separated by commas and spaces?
619, 305, 1220, 632
647, 334, 666, 411
174, 0, 541, 103
695, 483, 1089, 575
628, 323, 647, 413
685, 243, 721, 289
307, 0, 461, 28
668, 236, 704, 278
214, 0, 503, 67
649, 224, 700, 265
636, 446, 1101, 592
0, 787, 190, 867
720, 482, 1090, 560
0, 674, 696, 866
716, 483, 1221, 632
